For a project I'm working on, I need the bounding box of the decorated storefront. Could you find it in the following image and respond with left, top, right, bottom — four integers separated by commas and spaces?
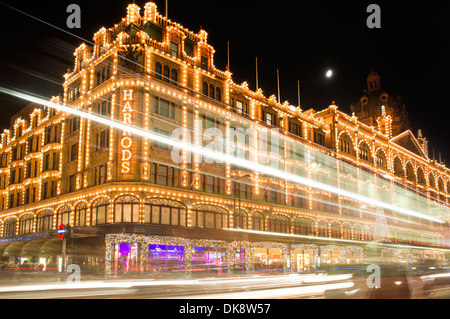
105, 234, 370, 277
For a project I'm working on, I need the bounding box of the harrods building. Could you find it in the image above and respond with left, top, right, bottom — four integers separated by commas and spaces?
0, 2, 449, 277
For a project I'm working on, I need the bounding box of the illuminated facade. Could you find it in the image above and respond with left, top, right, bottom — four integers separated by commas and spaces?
0, 2, 449, 276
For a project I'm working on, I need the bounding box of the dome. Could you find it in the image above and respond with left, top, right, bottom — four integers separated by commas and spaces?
350, 69, 410, 136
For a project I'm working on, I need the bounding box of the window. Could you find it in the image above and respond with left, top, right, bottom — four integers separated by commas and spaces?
289, 121, 301, 137
143, 199, 186, 227
262, 110, 275, 126
153, 128, 170, 150
37, 210, 53, 233
155, 62, 162, 79
376, 151, 386, 168
114, 195, 140, 223
69, 116, 80, 133
318, 221, 328, 237
252, 212, 264, 230
95, 64, 111, 86
339, 135, 353, 154
163, 65, 170, 82
58, 206, 72, 226
170, 42, 178, 58
52, 152, 59, 171
330, 222, 341, 239
359, 143, 371, 161
204, 175, 215, 193
201, 56, 208, 70
314, 131, 324, 146
75, 202, 87, 226
170, 69, 178, 85
234, 210, 247, 229
19, 215, 34, 235
293, 218, 314, 236
70, 144, 78, 161
191, 205, 228, 229
97, 129, 109, 151
69, 174, 76, 193
43, 153, 50, 172
154, 97, 176, 119
91, 197, 110, 225
95, 165, 107, 185
3, 218, 17, 237
100, 99, 111, 116
209, 84, 215, 99
235, 101, 243, 114
202, 82, 208, 96
268, 214, 290, 233
158, 165, 168, 186
42, 181, 48, 200
215, 87, 221, 102
184, 39, 194, 57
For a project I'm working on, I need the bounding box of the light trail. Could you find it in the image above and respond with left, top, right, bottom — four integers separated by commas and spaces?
0, 86, 445, 224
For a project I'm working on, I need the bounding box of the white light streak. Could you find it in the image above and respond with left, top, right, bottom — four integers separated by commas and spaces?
0, 86, 445, 224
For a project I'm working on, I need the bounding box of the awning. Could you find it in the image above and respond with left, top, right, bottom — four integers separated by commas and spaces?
2, 241, 27, 257
20, 240, 47, 257
0, 242, 11, 256
39, 239, 63, 257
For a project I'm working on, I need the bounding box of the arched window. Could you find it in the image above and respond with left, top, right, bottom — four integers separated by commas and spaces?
358, 142, 371, 162
144, 198, 186, 227
428, 173, 435, 188
57, 205, 72, 226
353, 225, 363, 241
114, 195, 140, 223
318, 220, 328, 238
233, 209, 247, 229
163, 65, 170, 82
438, 178, 444, 192
376, 150, 386, 168
74, 202, 87, 226
91, 197, 110, 225
417, 167, 426, 186
37, 210, 54, 233
393, 157, 404, 178
170, 69, 178, 85
202, 81, 208, 96
339, 133, 354, 155
191, 205, 228, 229
293, 217, 313, 236
405, 162, 415, 182
215, 87, 221, 102
342, 224, 352, 240
3, 218, 17, 237
252, 212, 264, 231
209, 84, 215, 98
268, 214, 290, 234
19, 214, 34, 235
330, 222, 341, 239
155, 62, 162, 80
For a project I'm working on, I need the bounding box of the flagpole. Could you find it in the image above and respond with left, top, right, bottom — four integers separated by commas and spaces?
277, 69, 280, 104
165, 0, 168, 18
297, 80, 301, 108
227, 41, 230, 70
255, 57, 259, 90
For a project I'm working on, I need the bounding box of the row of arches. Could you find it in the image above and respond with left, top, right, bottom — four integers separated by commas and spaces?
338, 132, 449, 194
0, 194, 373, 241
1, 194, 443, 247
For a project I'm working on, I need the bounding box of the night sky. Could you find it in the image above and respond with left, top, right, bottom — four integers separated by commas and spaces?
0, 0, 448, 163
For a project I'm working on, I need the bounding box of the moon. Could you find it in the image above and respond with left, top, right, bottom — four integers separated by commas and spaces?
326, 70, 333, 78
